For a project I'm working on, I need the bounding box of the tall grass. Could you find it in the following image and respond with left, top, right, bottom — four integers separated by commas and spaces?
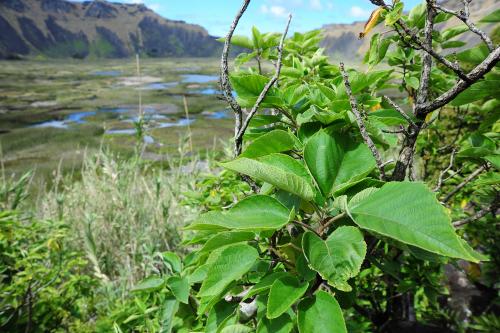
35, 143, 215, 290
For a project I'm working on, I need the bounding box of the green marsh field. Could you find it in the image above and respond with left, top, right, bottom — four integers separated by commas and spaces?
0, 58, 233, 180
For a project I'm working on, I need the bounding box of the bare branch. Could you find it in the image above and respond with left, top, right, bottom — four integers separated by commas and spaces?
220, 0, 251, 156
417, 46, 500, 115
442, 164, 487, 203
433, 148, 457, 192
373, 0, 469, 81
383, 96, 417, 128
453, 206, 498, 228
417, 2, 436, 107
433, 1, 495, 51
340, 63, 386, 180
317, 213, 347, 235
235, 14, 292, 141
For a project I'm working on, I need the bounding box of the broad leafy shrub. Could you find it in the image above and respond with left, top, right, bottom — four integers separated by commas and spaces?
139, 1, 499, 332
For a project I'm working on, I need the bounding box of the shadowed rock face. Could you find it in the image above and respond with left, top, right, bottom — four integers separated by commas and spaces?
41, 0, 75, 13
2, 0, 27, 12
0, 0, 223, 59
0, 15, 30, 57
45, 15, 90, 58
139, 17, 220, 57
84, 1, 118, 19
18, 17, 54, 51
96, 26, 128, 58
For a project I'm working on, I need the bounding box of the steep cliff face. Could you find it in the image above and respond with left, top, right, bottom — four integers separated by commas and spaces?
0, 0, 221, 59
321, 0, 498, 60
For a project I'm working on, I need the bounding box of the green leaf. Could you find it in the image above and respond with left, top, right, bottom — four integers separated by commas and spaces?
441, 26, 469, 41
221, 154, 316, 201
160, 296, 179, 333
385, 2, 404, 26
442, 40, 467, 49
198, 244, 259, 297
230, 73, 282, 108
297, 291, 347, 333
241, 130, 298, 158
217, 35, 254, 49
267, 275, 309, 319
257, 313, 294, 333
244, 271, 289, 300
131, 277, 165, 293
456, 45, 489, 65
451, 78, 500, 106
304, 130, 339, 196
408, 2, 426, 28
166, 276, 189, 304
187, 195, 290, 232
348, 182, 484, 262
199, 231, 256, 255
252, 26, 262, 49
369, 109, 410, 126
220, 324, 253, 333
162, 252, 182, 273
206, 301, 238, 333
304, 132, 376, 197
302, 227, 366, 291
485, 155, 500, 170
480, 9, 500, 22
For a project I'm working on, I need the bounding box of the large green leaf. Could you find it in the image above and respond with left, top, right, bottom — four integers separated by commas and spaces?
206, 301, 238, 333
480, 9, 500, 22
297, 291, 347, 333
304, 130, 340, 196
166, 276, 189, 304
131, 277, 165, 293
348, 182, 484, 262
230, 73, 282, 108
217, 35, 254, 49
241, 130, 298, 158
221, 154, 316, 201
302, 227, 366, 291
162, 252, 182, 273
199, 231, 256, 255
160, 296, 179, 333
186, 195, 290, 232
304, 132, 376, 197
198, 244, 259, 297
244, 271, 289, 300
257, 313, 294, 333
267, 275, 309, 319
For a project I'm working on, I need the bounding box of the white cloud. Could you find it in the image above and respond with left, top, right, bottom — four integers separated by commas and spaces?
350, 6, 371, 18
149, 3, 161, 11
310, 0, 322, 10
260, 5, 289, 18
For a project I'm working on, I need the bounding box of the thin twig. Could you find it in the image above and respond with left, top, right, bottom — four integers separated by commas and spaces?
340, 63, 386, 180
220, 0, 251, 156
370, 0, 469, 81
453, 205, 498, 228
417, 1, 436, 108
417, 46, 500, 115
317, 213, 346, 235
236, 14, 292, 141
433, 148, 457, 192
383, 96, 416, 128
292, 220, 320, 236
442, 165, 487, 203
433, 1, 494, 51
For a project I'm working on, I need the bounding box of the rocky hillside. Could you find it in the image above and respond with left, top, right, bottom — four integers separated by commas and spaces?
0, 0, 221, 59
321, 0, 499, 61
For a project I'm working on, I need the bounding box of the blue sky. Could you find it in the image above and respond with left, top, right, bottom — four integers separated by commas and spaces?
100, 0, 422, 36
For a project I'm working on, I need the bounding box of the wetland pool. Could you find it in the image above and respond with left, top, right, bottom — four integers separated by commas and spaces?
0, 58, 234, 178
